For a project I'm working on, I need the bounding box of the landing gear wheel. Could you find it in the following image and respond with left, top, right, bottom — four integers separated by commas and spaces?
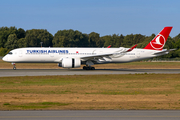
83, 66, 95, 70
12, 63, 16, 70
13, 67, 16, 70
83, 66, 86, 70
91, 67, 95, 70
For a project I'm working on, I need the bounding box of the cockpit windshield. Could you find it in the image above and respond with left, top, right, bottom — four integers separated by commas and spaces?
8, 52, 13, 55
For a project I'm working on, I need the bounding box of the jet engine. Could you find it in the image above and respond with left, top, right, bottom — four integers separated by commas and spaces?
58, 57, 81, 68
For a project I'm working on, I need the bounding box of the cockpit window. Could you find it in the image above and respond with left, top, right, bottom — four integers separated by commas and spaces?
8, 52, 13, 55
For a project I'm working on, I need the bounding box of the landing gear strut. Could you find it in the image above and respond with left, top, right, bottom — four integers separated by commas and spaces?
12, 63, 16, 70
83, 65, 95, 70
83, 61, 95, 70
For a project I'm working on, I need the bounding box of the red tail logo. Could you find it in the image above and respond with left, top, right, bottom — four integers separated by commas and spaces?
144, 27, 173, 50
150, 34, 165, 50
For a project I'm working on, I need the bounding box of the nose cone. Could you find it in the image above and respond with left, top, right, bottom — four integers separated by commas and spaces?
2, 56, 8, 62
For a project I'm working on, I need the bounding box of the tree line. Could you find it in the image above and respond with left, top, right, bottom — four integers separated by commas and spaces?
0, 26, 180, 59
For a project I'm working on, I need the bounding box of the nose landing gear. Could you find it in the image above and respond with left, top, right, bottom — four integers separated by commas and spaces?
12, 63, 16, 70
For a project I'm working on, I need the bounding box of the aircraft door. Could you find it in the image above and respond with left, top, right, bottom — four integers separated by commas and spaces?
136, 51, 140, 58
19, 50, 23, 57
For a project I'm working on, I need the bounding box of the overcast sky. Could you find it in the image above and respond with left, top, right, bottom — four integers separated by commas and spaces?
0, 0, 179, 37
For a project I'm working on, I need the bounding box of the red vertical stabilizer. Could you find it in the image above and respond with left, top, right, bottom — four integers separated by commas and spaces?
144, 27, 173, 50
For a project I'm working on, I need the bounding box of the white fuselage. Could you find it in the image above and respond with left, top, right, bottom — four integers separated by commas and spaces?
2, 47, 164, 64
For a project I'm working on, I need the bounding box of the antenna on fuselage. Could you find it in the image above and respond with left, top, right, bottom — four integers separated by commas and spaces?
40, 42, 43, 48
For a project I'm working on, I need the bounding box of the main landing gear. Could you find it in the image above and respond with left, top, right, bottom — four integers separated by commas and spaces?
83, 65, 95, 70
12, 63, 16, 70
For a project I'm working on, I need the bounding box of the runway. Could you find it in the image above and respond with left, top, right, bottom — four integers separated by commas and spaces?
0, 110, 180, 120
0, 69, 180, 77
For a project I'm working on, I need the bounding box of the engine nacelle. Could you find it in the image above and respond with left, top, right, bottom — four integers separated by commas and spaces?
58, 57, 81, 68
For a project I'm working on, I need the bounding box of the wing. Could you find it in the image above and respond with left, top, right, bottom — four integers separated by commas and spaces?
81, 44, 137, 62
80, 53, 113, 61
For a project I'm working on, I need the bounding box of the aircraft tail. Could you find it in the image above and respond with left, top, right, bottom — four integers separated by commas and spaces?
144, 27, 173, 50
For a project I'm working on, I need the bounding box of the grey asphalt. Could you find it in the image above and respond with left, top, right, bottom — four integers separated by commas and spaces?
0, 69, 180, 77
0, 110, 180, 120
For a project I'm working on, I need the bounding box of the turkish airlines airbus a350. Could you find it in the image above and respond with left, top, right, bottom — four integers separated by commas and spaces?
2, 27, 175, 70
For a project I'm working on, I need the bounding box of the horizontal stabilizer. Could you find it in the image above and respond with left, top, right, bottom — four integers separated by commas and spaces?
153, 49, 176, 55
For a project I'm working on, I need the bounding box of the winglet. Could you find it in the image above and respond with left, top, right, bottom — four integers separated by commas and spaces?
126, 44, 137, 52
107, 45, 111, 48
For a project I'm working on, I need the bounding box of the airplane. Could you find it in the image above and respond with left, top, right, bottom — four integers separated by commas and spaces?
2, 26, 175, 70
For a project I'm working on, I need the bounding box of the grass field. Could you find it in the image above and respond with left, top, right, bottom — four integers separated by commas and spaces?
0, 74, 180, 110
